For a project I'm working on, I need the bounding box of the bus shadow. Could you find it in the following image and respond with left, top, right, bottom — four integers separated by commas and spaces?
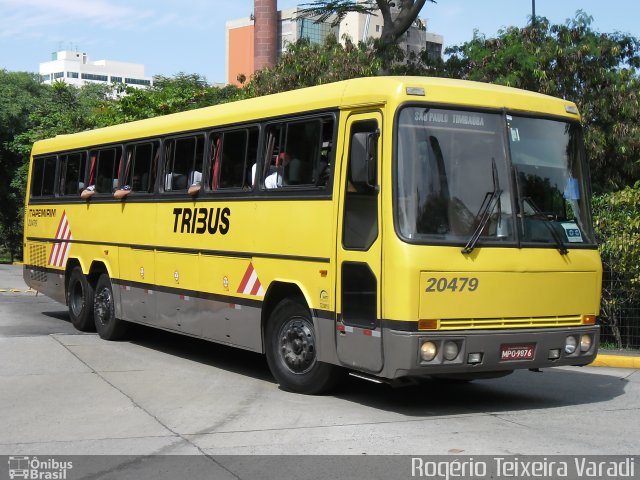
128, 324, 275, 383
334, 367, 630, 416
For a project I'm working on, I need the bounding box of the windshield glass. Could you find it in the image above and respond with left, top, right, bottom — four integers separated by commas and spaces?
396, 107, 515, 244
395, 107, 596, 248
508, 115, 595, 246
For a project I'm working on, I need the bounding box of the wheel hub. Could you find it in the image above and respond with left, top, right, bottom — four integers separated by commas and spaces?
279, 319, 316, 374
95, 288, 112, 326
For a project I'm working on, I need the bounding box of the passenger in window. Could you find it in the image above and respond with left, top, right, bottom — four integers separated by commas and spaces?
265, 152, 290, 189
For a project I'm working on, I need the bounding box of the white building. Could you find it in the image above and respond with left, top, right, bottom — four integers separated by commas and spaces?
39, 50, 152, 88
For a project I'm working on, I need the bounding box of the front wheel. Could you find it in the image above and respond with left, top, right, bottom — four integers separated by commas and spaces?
265, 299, 341, 394
94, 273, 130, 340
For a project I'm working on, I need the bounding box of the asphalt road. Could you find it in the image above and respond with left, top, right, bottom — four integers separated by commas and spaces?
1, 264, 638, 458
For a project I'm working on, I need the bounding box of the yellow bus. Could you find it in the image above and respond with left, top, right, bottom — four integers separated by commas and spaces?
23, 77, 601, 393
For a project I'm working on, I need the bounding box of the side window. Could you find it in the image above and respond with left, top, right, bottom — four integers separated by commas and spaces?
209, 127, 259, 190
121, 141, 158, 193
59, 152, 87, 196
342, 119, 379, 250
30, 155, 57, 197
90, 147, 122, 194
164, 135, 205, 192
262, 116, 334, 190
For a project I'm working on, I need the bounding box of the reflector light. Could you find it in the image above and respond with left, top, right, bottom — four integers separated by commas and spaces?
418, 319, 439, 330
468, 353, 482, 364
548, 349, 561, 360
406, 87, 425, 96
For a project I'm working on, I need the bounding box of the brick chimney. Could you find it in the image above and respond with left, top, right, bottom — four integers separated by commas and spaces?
254, 0, 277, 71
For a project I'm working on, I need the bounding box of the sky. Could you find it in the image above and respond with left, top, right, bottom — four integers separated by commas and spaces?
0, 0, 638, 85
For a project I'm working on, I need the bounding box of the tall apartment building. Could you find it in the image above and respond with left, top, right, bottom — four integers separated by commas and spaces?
39, 50, 153, 89
226, 2, 443, 85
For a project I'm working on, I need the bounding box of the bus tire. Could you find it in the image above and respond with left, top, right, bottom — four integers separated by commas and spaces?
94, 273, 129, 341
67, 266, 95, 332
265, 298, 340, 394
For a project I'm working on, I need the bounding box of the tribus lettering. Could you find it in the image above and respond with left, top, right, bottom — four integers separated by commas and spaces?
172, 207, 230, 235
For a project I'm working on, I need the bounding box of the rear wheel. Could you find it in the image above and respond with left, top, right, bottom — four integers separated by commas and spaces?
67, 266, 95, 332
94, 273, 129, 340
265, 299, 340, 394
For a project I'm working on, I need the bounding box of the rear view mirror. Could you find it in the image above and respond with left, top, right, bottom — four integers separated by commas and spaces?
350, 130, 379, 191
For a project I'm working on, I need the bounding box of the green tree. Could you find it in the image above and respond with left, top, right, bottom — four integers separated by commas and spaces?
433, 12, 640, 193
592, 183, 640, 348
298, 0, 435, 71
244, 34, 381, 96
0, 70, 46, 261
99, 73, 241, 124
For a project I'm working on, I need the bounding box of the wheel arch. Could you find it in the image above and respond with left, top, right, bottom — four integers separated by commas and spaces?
261, 281, 310, 351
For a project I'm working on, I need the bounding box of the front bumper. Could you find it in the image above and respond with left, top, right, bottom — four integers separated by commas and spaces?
380, 325, 599, 380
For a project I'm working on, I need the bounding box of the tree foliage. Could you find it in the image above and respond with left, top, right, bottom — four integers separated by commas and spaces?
97, 73, 240, 124
592, 183, 640, 348
0, 70, 46, 261
244, 34, 382, 96
298, 0, 434, 70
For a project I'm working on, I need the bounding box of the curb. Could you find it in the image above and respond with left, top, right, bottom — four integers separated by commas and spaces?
592, 354, 640, 369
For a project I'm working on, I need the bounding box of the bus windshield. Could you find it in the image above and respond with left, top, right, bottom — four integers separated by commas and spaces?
395, 107, 595, 248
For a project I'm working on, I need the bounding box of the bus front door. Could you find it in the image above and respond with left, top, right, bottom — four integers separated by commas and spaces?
335, 112, 383, 373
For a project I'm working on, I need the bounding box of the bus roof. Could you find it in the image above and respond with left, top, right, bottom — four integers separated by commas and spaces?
32, 76, 580, 155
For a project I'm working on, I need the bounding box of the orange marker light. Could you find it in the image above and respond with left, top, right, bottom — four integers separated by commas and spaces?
582, 315, 596, 325
418, 319, 439, 330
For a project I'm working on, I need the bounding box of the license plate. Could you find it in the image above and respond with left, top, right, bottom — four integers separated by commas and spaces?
500, 343, 535, 361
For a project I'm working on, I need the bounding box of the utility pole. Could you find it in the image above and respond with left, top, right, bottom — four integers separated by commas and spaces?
531, 0, 536, 26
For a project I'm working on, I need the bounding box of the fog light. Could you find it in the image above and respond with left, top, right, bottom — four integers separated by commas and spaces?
420, 341, 437, 362
564, 336, 577, 354
443, 341, 459, 361
580, 334, 592, 352
468, 353, 482, 364
548, 349, 561, 360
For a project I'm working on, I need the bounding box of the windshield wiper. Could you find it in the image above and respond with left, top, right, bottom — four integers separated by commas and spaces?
520, 197, 568, 255
462, 158, 502, 255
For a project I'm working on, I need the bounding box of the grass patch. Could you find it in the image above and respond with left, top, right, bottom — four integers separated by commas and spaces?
0, 247, 14, 264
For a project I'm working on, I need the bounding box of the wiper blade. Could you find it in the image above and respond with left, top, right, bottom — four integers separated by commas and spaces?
462, 189, 502, 254
462, 158, 502, 255
525, 212, 569, 255
520, 198, 568, 255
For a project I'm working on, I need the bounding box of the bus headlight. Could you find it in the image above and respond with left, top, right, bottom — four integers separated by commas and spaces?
564, 336, 577, 354
580, 334, 592, 352
443, 341, 459, 361
420, 341, 437, 362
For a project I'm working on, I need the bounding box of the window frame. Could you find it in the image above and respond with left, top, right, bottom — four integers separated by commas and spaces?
259, 113, 336, 194
119, 140, 160, 195
206, 124, 260, 193
30, 155, 58, 199
161, 132, 206, 195
58, 151, 87, 197
88, 145, 123, 195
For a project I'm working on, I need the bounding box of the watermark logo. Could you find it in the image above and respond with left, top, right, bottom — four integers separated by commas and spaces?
7, 456, 73, 479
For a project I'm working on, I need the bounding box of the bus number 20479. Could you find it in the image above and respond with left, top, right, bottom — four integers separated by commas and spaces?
425, 277, 479, 293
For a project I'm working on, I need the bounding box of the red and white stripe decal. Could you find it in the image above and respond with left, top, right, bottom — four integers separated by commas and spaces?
237, 262, 265, 296
48, 211, 72, 267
